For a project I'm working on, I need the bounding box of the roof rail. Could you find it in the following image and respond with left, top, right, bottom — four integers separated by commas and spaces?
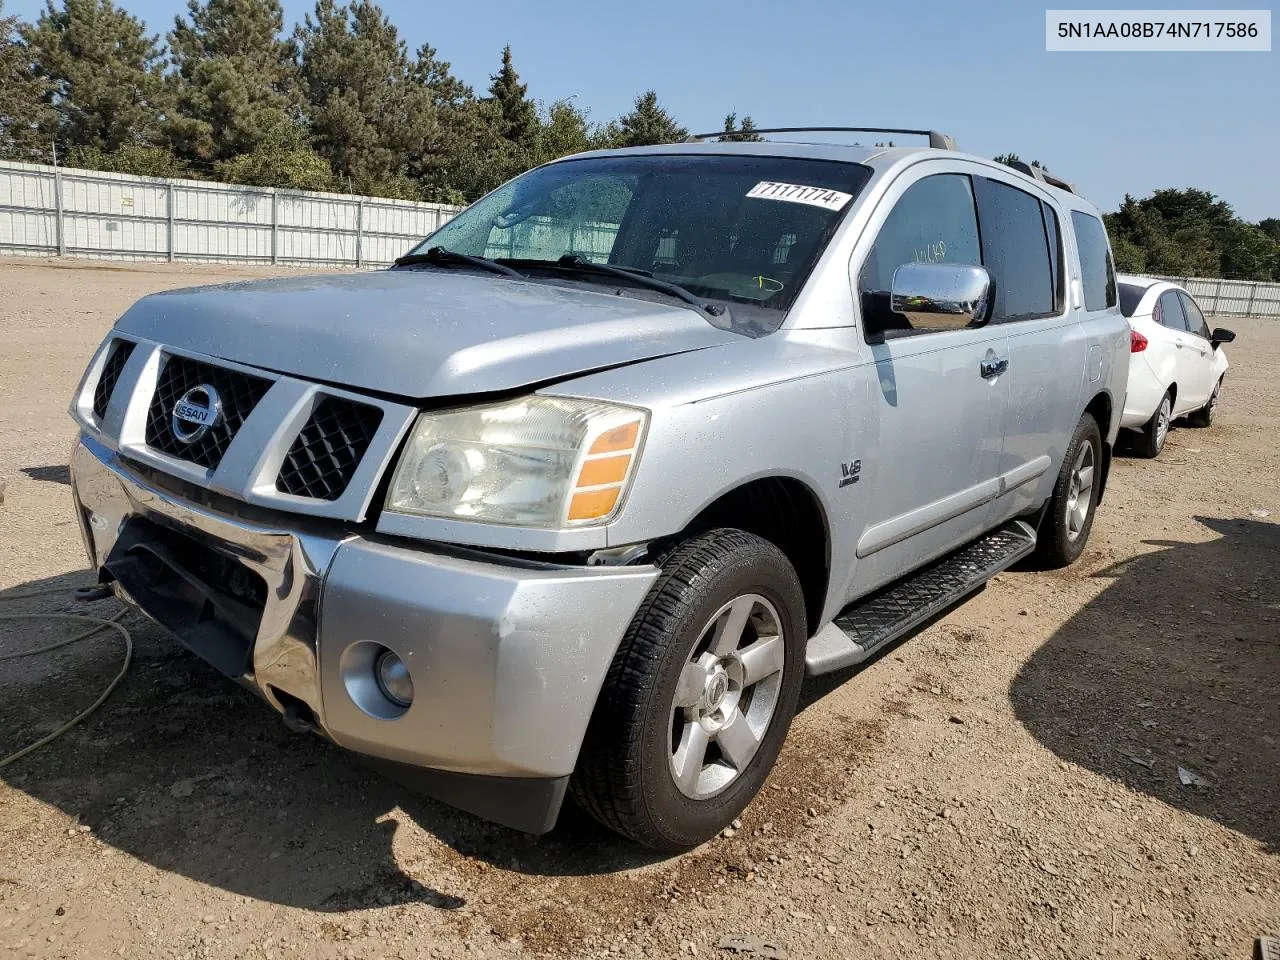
1001, 158, 1076, 195
685, 126, 958, 151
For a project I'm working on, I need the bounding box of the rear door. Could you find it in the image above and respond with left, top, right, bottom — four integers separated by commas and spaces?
845, 166, 1008, 599
973, 175, 1085, 524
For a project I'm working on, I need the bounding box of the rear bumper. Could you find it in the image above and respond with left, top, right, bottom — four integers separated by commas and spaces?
70, 435, 658, 831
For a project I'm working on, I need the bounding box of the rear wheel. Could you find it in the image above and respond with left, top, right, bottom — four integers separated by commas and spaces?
1133, 390, 1172, 458
1187, 377, 1222, 427
1032, 413, 1102, 569
571, 529, 806, 850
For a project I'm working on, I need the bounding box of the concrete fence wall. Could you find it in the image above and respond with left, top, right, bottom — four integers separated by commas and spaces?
0, 160, 462, 267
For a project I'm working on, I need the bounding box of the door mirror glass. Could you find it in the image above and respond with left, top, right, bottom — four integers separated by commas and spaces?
889, 262, 991, 331
1211, 327, 1236, 348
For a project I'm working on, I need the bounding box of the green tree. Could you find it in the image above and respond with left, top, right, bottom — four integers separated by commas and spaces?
23, 0, 169, 152
601, 90, 687, 148
1256, 218, 1280, 243
0, 0, 57, 161
167, 0, 300, 164
1105, 188, 1280, 280
65, 142, 185, 176
486, 44, 537, 146
214, 115, 331, 189
534, 97, 592, 162
993, 152, 1044, 169
296, 0, 435, 198
720, 112, 762, 142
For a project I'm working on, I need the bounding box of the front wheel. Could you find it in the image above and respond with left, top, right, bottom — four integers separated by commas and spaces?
1032, 413, 1102, 569
571, 529, 806, 850
1187, 377, 1222, 427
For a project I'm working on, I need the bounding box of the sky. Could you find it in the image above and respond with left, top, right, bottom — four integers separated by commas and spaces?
7, 0, 1278, 220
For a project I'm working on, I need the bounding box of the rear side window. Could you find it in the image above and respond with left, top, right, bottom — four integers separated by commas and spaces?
858, 174, 982, 339
1156, 290, 1186, 330
972, 178, 1055, 321
1070, 211, 1117, 311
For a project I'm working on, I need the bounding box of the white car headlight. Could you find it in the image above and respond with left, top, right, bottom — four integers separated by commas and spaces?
385, 396, 648, 528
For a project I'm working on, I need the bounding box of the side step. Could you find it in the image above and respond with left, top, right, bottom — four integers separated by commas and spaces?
805, 521, 1037, 675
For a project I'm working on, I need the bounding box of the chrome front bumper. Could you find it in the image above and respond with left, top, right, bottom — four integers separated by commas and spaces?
71, 436, 659, 826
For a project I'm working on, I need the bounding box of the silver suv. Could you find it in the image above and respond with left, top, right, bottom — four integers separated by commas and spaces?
68, 129, 1128, 849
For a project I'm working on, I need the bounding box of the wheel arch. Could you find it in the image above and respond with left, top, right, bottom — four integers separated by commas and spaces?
672, 475, 831, 637
1083, 389, 1114, 504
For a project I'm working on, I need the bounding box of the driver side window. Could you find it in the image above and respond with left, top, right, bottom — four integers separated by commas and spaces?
858, 174, 982, 341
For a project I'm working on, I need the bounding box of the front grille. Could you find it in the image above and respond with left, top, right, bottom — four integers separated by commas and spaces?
92, 340, 135, 419
145, 355, 271, 469
276, 397, 383, 500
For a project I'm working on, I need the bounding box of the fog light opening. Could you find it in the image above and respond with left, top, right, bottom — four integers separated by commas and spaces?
374, 648, 414, 708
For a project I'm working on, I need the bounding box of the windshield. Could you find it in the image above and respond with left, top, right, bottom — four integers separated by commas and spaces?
1118, 282, 1150, 318
408, 153, 872, 335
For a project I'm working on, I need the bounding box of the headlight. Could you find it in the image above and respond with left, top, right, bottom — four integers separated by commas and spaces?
385, 396, 647, 528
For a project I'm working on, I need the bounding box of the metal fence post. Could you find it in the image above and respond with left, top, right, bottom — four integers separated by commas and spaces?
270, 190, 279, 264
1245, 282, 1257, 317
1214, 277, 1225, 316
166, 183, 176, 262
356, 199, 364, 268
52, 166, 66, 256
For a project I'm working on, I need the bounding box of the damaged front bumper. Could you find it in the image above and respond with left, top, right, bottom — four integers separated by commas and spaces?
70, 435, 658, 833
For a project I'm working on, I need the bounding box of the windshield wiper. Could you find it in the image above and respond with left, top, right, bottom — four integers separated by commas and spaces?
505, 254, 726, 317
394, 246, 523, 279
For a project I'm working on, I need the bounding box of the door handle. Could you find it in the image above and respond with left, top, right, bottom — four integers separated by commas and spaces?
980, 356, 1009, 378
1175, 338, 1185, 348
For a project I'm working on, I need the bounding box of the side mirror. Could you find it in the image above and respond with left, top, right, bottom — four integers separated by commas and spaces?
890, 262, 991, 331
1211, 327, 1236, 348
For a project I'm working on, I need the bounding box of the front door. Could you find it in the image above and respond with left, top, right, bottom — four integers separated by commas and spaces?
844, 168, 1008, 601
1176, 292, 1216, 409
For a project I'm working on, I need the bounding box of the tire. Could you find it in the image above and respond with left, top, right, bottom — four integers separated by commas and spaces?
1032, 413, 1102, 569
1187, 377, 1222, 427
1133, 390, 1171, 458
571, 528, 807, 850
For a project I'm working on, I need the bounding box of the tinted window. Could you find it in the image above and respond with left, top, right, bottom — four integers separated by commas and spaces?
1042, 201, 1064, 312
1070, 211, 1117, 311
972, 178, 1054, 321
858, 174, 982, 338
1179, 292, 1211, 338
1156, 291, 1186, 330
1118, 283, 1148, 318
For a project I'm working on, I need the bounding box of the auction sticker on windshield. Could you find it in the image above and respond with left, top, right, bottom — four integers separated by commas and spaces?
746, 181, 854, 211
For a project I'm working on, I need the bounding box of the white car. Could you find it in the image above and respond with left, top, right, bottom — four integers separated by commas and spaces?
1118, 276, 1234, 457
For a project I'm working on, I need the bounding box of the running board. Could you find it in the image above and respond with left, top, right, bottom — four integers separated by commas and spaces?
805, 521, 1037, 675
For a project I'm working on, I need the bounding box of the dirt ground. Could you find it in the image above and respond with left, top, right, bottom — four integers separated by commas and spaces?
0, 257, 1276, 960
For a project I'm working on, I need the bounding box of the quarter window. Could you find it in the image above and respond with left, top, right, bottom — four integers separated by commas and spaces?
858, 174, 982, 339
1070, 211, 1118, 311
971, 178, 1056, 321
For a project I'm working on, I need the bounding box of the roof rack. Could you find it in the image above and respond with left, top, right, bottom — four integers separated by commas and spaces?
1001, 158, 1076, 195
685, 126, 959, 151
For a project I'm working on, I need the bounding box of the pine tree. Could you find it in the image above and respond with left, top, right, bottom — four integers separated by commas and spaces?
486, 44, 537, 145
168, 0, 300, 163
0, 0, 57, 161
720, 112, 762, 142
296, 0, 434, 197
606, 90, 687, 148
23, 0, 170, 152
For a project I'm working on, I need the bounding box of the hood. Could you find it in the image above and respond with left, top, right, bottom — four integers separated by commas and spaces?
114, 269, 741, 398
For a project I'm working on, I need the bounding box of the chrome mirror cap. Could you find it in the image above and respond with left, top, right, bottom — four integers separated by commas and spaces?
889, 262, 992, 331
